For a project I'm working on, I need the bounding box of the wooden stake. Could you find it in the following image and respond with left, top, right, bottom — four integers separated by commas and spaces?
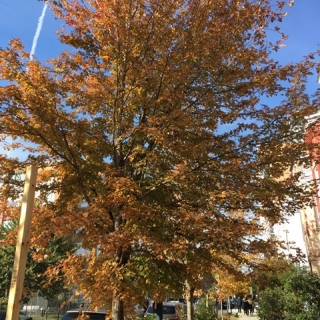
6, 165, 38, 320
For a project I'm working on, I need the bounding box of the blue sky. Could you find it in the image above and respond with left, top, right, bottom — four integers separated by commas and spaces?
0, 0, 320, 84
0, 1, 62, 61
1, 0, 319, 160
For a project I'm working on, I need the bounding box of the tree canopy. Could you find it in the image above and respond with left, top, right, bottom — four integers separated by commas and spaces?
1, 0, 320, 319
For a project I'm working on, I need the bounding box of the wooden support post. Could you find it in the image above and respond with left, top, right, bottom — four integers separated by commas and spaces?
6, 165, 38, 320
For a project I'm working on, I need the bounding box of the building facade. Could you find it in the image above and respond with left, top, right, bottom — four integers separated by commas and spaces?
266, 113, 320, 274
301, 113, 320, 274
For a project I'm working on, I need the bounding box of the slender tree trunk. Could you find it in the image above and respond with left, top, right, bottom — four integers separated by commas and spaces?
112, 295, 124, 320
185, 281, 195, 320
110, 207, 129, 320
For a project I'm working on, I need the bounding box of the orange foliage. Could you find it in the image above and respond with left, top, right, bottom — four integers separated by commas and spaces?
0, 0, 319, 319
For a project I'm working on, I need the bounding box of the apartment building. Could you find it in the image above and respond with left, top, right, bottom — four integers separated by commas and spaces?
261, 113, 320, 274
300, 113, 320, 274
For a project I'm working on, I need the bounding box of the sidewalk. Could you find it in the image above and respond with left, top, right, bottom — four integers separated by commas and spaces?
216, 310, 258, 320
235, 311, 258, 320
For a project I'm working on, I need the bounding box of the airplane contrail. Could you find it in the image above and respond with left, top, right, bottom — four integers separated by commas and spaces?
30, 2, 48, 60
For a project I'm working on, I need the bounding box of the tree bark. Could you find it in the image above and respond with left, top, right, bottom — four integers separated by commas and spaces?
110, 206, 131, 320
112, 295, 124, 320
185, 281, 195, 320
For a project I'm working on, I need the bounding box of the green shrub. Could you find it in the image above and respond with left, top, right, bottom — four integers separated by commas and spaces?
194, 298, 217, 320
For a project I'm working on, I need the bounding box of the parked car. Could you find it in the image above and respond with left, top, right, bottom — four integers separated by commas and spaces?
59, 309, 107, 320
18, 311, 33, 320
144, 302, 184, 320
167, 298, 186, 304
135, 304, 146, 317
0, 310, 33, 320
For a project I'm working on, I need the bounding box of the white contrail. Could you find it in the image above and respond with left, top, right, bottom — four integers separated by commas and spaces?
30, 2, 48, 60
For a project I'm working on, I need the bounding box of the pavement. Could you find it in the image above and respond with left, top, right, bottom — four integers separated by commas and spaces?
216, 310, 258, 320
233, 310, 258, 320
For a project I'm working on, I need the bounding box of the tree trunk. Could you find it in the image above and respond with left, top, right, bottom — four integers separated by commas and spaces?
185, 281, 195, 320
110, 207, 130, 320
111, 295, 124, 320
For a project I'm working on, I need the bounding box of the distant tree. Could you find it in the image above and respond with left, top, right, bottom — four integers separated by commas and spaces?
282, 266, 320, 320
258, 286, 285, 320
0, 220, 78, 304
194, 296, 217, 320
1, 0, 320, 319
258, 265, 320, 320
0, 222, 15, 305
250, 256, 292, 294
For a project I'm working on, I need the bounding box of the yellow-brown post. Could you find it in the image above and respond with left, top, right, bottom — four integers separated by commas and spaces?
6, 165, 38, 320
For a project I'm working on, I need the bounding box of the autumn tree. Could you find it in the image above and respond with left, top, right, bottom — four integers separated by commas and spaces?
250, 256, 293, 293
1, 0, 320, 319
0, 219, 78, 305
